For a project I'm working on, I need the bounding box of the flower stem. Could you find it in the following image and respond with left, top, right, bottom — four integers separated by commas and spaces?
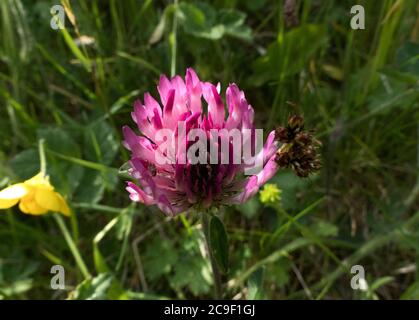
38, 139, 46, 175
170, 0, 178, 77
202, 213, 223, 299
53, 214, 91, 280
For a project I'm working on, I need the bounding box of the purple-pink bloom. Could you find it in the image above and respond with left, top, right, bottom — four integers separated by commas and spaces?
122, 68, 279, 216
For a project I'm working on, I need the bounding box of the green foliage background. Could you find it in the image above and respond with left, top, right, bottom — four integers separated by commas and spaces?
0, 0, 418, 299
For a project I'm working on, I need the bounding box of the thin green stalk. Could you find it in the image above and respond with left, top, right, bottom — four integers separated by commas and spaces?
38, 139, 46, 175
38, 141, 90, 278
170, 0, 178, 77
202, 213, 223, 299
54, 214, 91, 279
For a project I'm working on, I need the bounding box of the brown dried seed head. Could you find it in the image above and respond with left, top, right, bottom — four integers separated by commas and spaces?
274, 114, 321, 178
295, 132, 312, 145
275, 151, 290, 167
288, 115, 304, 132
275, 126, 290, 143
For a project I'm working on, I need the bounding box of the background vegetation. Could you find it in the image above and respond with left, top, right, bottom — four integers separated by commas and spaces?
0, 0, 418, 299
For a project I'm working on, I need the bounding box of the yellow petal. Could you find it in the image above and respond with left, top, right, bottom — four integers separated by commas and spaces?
19, 198, 48, 215
0, 198, 20, 209
14, 173, 71, 217
19, 188, 48, 215
56, 193, 71, 216
0, 183, 28, 200
34, 188, 62, 212
0, 183, 28, 209
24, 173, 54, 191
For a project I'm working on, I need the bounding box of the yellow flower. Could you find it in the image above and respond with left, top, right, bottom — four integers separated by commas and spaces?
259, 183, 281, 205
0, 173, 70, 216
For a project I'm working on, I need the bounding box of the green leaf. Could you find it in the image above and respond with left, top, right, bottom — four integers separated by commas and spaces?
143, 238, 178, 281
396, 41, 419, 77
73, 169, 105, 204
93, 246, 110, 274
209, 215, 229, 273
177, 3, 251, 40
68, 273, 114, 300
267, 258, 292, 287
10, 148, 39, 179
218, 9, 252, 40
38, 127, 80, 157
247, 266, 265, 300
170, 253, 212, 296
0, 279, 33, 298
0, 255, 37, 299
83, 121, 118, 165
36, 127, 86, 194
177, 3, 220, 40
401, 281, 419, 300
169, 229, 212, 295
253, 24, 327, 85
